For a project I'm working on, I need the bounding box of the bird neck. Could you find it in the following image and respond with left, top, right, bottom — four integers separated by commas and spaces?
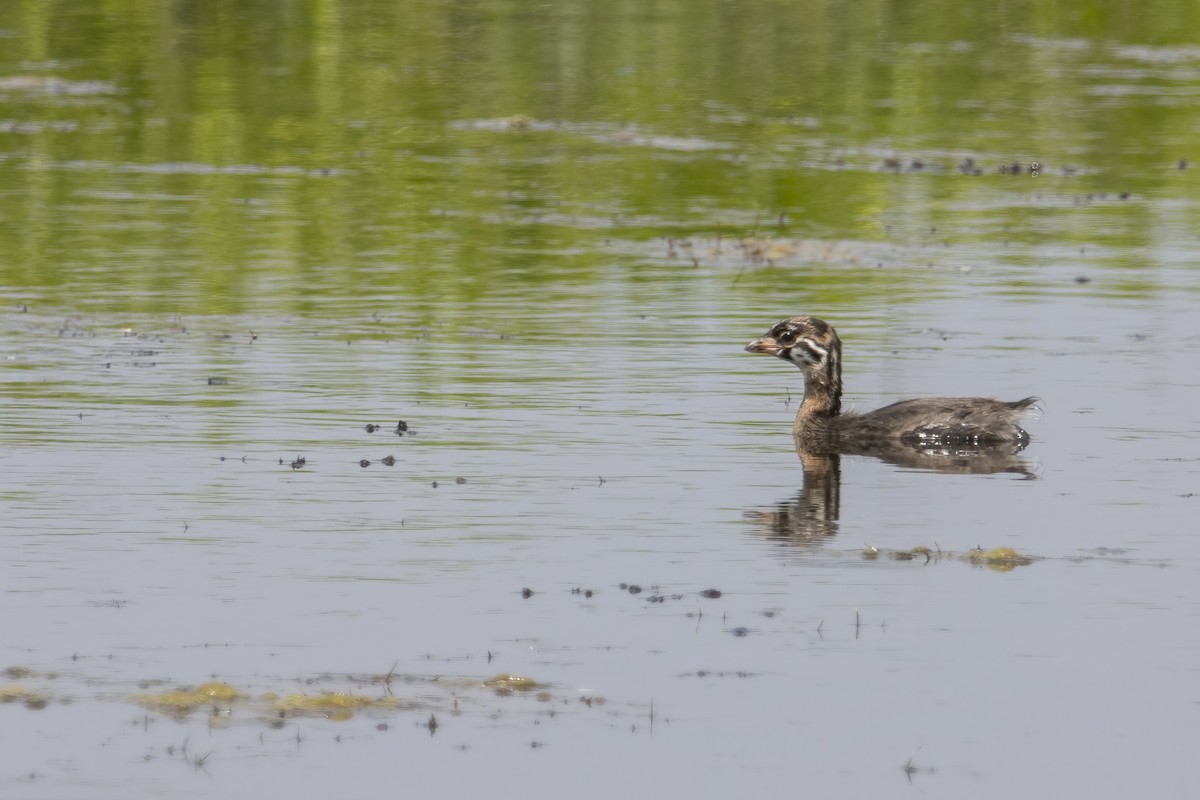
791, 379, 841, 443
800, 348, 843, 418
801, 383, 841, 417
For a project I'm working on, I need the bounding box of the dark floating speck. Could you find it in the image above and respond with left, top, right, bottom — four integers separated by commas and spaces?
290, 457, 306, 470
521, 587, 534, 599
731, 627, 751, 637
699, 588, 722, 599
359, 459, 371, 468
365, 423, 379, 433
431, 480, 438, 488
1119, 191, 1130, 200
455, 477, 466, 484
207, 377, 228, 385
1074, 275, 1091, 284
395, 420, 409, 433
626, 584, 642, 595
381, 455, 396, 466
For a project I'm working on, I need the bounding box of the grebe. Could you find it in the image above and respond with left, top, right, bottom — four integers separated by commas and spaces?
746, 316, 1037, 449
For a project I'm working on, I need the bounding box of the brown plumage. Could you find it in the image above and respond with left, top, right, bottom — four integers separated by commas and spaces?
745, 316, 1037, 450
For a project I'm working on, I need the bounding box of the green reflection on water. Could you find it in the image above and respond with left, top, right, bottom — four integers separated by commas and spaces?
0, 0, 1196, 313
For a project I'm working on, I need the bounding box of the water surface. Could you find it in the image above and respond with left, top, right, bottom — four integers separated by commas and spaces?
2, 3, 1200, 798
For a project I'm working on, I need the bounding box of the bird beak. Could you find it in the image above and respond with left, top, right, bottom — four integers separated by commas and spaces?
745, 336, 781, 356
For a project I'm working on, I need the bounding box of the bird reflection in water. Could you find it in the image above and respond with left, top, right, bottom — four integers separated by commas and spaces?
749, 439, 1036, 545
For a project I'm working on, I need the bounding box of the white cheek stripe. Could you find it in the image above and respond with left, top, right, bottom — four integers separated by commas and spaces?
790, 338, 825, 365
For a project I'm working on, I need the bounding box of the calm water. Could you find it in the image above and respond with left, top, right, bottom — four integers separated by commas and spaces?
3, 2, 1200, 798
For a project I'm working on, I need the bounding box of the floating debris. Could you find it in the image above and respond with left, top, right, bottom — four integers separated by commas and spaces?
854, 544, 1034, 570
958, 157, 982, 175
1, 684, 37, 702
270, 691, 397, 720
483, 674, 542, 694
134, 681, 242, 713
699, 588, 722, 599
0, 685, 47, 710
968, 547, 1034, 571
665, 234, 912, 270
381, 455, 396, 466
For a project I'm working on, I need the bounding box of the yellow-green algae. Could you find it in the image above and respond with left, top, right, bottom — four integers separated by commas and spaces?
0, 684, 49, 709
483, 674, 542, 693
270, 692, 400, 720
858, 545, 1035, 571
125, 672, 550, 722
1, 684, 36, 702
134, 681, 243, 712
969, 547, 1035, 571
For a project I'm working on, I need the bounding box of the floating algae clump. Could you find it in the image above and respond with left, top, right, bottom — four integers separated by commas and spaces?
0, 684, 35, 702
195, 681, 240, 701
968, 547, 1035, 571
135, 681, 243, 713
271, 692, 397, 720
0, 684, 48, 708
483, 674, 542, 694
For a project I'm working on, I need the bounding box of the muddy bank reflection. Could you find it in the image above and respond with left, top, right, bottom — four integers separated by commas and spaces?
751, 440, 1035, 546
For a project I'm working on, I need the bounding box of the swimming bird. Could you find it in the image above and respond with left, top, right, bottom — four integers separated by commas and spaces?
745, 316, 1037, 450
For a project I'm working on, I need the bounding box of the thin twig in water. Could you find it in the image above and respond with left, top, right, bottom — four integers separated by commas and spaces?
903, 746, 923, 783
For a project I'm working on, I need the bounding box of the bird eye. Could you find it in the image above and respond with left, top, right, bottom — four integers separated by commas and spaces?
776, 329, 796, 344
